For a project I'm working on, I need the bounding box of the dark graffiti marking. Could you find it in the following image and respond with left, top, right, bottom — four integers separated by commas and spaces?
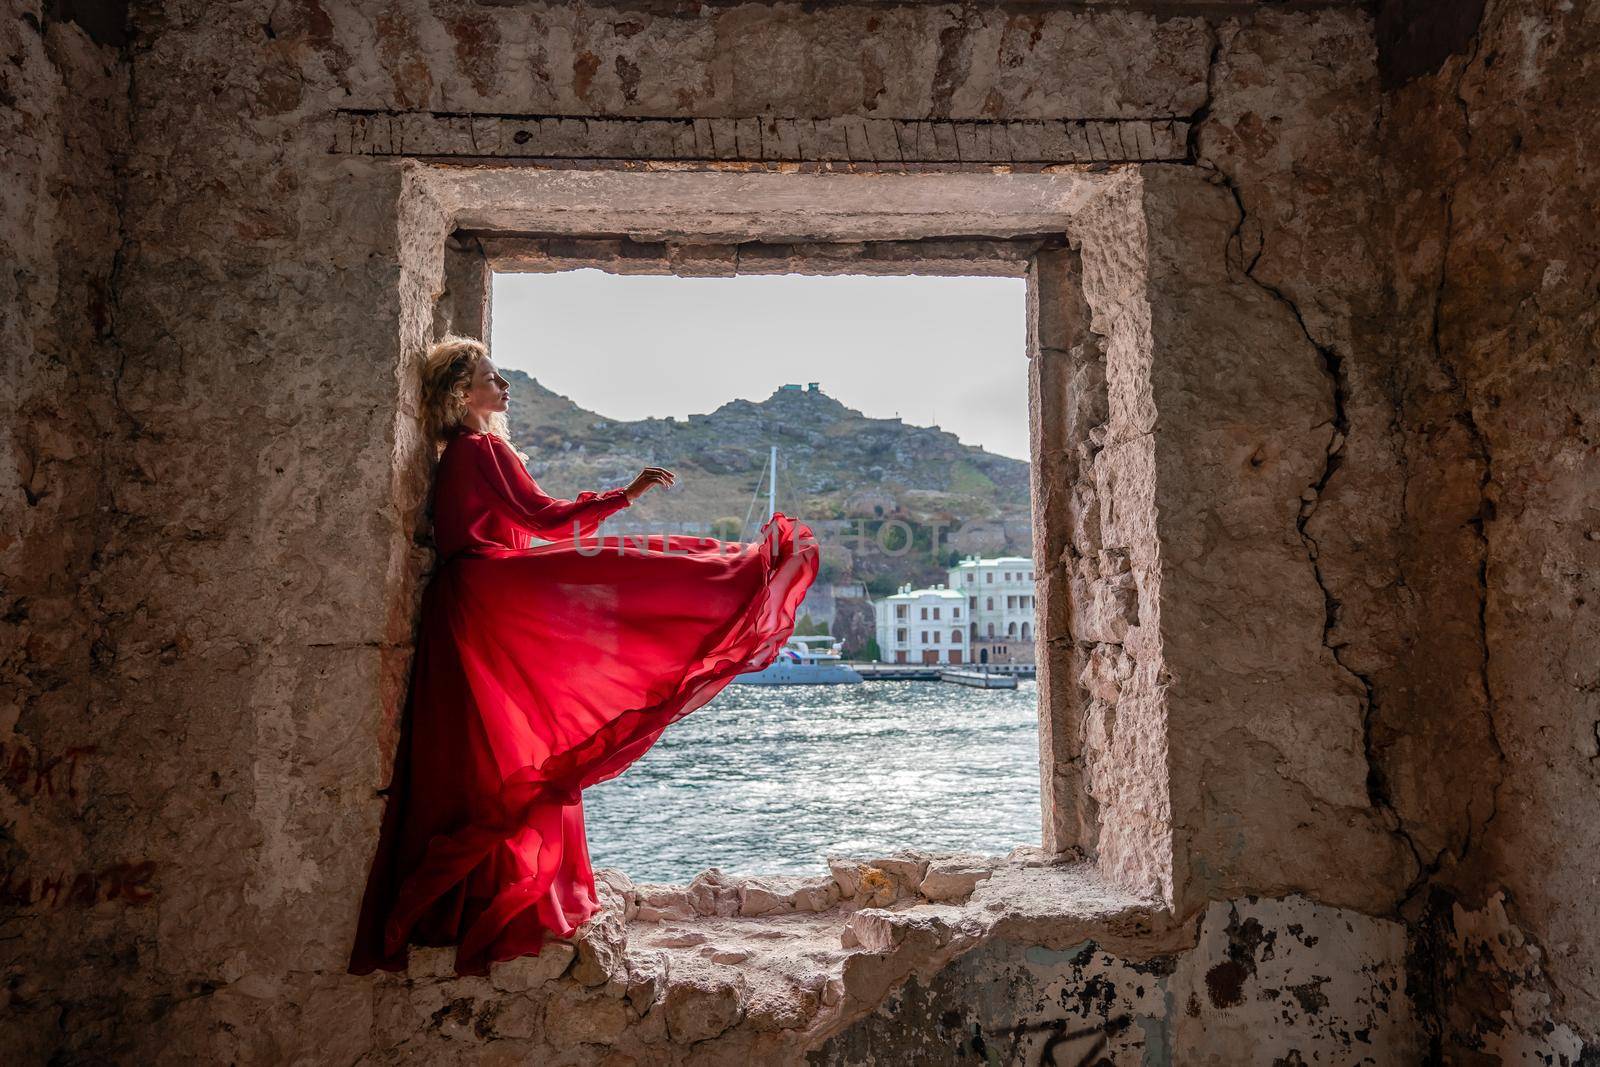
1000, 1014, 1134, 1067
0, 861, 157, 909
0, 742, 97, 802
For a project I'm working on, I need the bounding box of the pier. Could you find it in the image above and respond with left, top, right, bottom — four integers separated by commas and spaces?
847, 663, 1035, 684
939, 669, 1019, 689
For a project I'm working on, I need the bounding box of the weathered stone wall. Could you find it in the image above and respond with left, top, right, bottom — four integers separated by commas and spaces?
1036, 11, 1419, 919
1137, 158, 1418, 918
3, 0, 1596, 1061
1380, 0, 1600, 1056
1163, 12, 1423, 920
1, 4, 131, 1053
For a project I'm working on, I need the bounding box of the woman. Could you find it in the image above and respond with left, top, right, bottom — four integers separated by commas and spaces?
349, 334, 818, 977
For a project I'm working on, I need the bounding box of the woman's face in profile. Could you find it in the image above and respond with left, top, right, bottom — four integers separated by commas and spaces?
467, 356, 511, 419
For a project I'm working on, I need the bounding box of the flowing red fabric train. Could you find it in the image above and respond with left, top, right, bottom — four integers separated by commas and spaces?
348, 429, 819, 977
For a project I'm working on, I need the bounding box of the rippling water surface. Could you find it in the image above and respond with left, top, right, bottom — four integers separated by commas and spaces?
583, 679, 1041, 884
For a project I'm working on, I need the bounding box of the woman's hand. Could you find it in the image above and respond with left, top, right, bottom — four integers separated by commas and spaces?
623, 466, 676, 502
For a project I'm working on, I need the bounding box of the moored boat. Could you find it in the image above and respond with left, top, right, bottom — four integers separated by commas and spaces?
733, 634, 865, 685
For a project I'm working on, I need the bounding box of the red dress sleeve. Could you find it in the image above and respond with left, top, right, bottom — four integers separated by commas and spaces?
472, 434, 632, 540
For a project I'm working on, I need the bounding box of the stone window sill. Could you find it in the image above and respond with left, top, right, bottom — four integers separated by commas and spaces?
404, 848, 1169, 1047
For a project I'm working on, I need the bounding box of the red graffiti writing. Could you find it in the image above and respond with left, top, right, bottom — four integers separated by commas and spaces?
0, 861, 157, 909
0, 742, 97, 801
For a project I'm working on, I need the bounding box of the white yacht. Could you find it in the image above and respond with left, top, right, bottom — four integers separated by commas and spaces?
732, 634, 864, 686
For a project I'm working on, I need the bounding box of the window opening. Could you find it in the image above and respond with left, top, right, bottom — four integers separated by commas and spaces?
488, 266, 1040, 882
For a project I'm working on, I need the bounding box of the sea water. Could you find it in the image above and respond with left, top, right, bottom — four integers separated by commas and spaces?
583, 679, 1041, 884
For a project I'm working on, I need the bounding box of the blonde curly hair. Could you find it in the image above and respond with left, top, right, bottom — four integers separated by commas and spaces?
418, 334, 523, 459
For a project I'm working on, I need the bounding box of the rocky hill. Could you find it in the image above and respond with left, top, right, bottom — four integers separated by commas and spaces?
505, 370, 1033, 593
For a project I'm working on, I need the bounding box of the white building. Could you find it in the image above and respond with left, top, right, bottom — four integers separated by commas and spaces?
873, 583, 969, 665
948, 555, 1037, 664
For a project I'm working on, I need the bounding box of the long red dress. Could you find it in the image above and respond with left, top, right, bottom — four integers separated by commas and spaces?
349, 428, 818, 976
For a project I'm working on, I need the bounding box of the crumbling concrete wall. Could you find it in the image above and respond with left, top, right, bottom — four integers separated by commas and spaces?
1029, 9, 1418, 919
3, 0, 1595, 1062
1161, 12, 1423, 920
1379, 0, 1600, 1056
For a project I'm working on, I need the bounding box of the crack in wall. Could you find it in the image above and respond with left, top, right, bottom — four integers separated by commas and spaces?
1240, 196, 1429, 904
1423, 30, 1509, 868
1185, 22, 1223, 164
1190, 25, 1429, 901
1370, 5, 1575, 1051
1366, 32, 1497, 923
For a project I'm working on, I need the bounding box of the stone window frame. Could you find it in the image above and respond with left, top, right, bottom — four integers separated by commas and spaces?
393, 164, 1169, 906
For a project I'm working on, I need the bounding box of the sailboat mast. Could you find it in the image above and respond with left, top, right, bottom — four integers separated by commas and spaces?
767, 444, 777, 520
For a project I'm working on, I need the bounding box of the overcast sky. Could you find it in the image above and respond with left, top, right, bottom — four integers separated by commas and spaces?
490, 271, 1031, 460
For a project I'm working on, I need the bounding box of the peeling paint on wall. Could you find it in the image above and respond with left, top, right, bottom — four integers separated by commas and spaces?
811, 896, 1418, 1065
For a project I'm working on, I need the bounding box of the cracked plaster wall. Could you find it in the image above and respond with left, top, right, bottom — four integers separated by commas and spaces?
1035, 8, 1419, 919
1379, 0, 1600, 1057
2, 0, 1595, 1061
